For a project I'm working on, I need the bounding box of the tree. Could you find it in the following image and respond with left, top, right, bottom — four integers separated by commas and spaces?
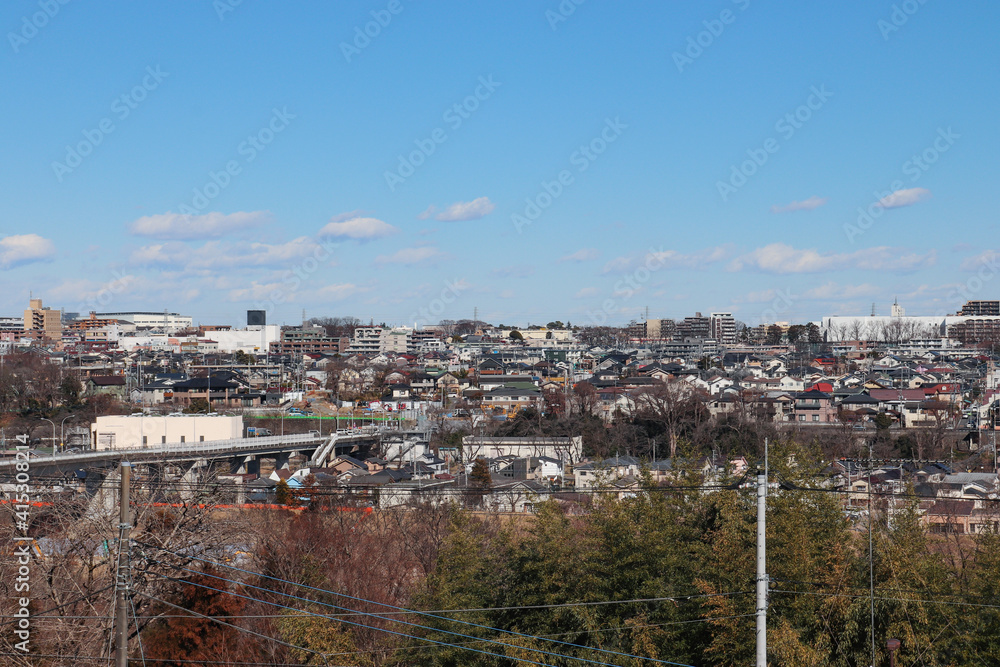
59, 374, 83, 406
630, 380, 709, 458
509, 330, 524, 341
766, 324, 783, 345
470, 458, 492, 490
275, 479, 293, 505
142, 566, 247, 666
786, 324, 805, 344
183, 398, 211, 414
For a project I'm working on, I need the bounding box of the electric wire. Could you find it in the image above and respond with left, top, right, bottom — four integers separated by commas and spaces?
146, 563, 698, 667
143, 543, 706, 667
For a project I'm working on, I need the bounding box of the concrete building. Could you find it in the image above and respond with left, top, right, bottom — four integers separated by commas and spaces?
959, 300, 1000, 316
91, 414, 244, 449
347, 326, 384, 354
676, 313, 711, 339
95, 311, 193, 331
461, 436, 584, 465
24, 298, 62, 340
710, 312, 737, 346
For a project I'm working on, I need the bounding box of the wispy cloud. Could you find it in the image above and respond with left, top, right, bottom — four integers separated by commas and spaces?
875, 187, 931, 209
318, 214, 399, 240
602, 245, 729, 274
129, 211, 272, 240
422, 197, 496, 222
0, 234, 56, 268
959, 249, 1000, 272
575, 287, 599, 298
375, 246, 447, 266
131, 237, 330, 270
728, 243, 936, 274
770, 196, 827, 214
559, 248, 599, 263
492, 265, 535, 278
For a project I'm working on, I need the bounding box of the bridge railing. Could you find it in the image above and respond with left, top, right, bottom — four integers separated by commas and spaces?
0, 433, 329, 467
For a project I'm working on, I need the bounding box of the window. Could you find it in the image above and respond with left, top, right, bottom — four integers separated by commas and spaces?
798, 415, 805, 421
812, 415, 819, 422
199, 436, 205, 442
142, 436, 147, 445
161, 436, 166, 443
181, 436, 185, 443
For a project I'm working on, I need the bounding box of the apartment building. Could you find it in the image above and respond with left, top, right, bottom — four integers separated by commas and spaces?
270, 326, 345, 356
24, 298, 62, 340
710, 312, 737, 346
959, 300, 1000, 316
676, 313, 711, 339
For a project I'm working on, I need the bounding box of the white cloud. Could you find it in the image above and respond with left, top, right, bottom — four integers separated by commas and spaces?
602, 245, 729, 274
575, 287, 599, 298
728, 243, 936, 274
959, 249, 1000, 272
431, 197, 496, 222
0, 234, 55, 268
131, 237, 332, 270
129, 211, 272, 239
375, 246, 446, 266
770, 196, 828, 214
875, 187, 931, 209
492, 265, 534, 278
801, 282, 881, 300
316, 283, 363, 300
559, 248, 599, 263
417, 205, 437, 220
318, 215, 398, 240
499, 289, 516, 299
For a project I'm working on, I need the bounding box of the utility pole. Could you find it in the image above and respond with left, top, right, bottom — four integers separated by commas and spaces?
115, 462, 132, 667
756, 438, 768, 667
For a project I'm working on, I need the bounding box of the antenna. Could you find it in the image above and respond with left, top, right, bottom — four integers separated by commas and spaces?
871, 302, 877, 317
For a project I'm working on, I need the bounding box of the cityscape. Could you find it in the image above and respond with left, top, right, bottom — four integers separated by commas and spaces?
4, 2, 1000, 666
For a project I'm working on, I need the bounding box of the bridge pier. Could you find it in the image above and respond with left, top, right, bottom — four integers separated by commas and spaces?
230, 455, 259, 476
179, 458, 209, 502
274, 452, 291, 471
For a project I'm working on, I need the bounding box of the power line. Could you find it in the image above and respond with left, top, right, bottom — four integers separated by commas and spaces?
140, 571, 606, 667
147, 563, 699, 667
134, 590, 330, 660
142, 544, 707, 666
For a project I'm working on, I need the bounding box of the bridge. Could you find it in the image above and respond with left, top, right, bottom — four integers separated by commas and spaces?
0, 431, 381, 479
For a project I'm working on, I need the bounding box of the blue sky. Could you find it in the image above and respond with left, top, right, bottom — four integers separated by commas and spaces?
2, 0, 997, 328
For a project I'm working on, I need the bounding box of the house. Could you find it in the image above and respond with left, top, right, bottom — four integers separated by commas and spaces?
481, 387, 542, 414
87, 375, 127, 399
792, 389, 838, 424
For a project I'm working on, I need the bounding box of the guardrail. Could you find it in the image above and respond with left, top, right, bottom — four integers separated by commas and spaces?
0, 433, 328, 468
